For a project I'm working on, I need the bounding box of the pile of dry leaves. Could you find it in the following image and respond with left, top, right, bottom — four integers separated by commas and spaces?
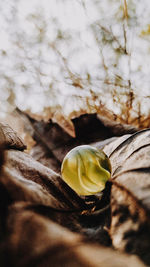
0, 114, 149, 266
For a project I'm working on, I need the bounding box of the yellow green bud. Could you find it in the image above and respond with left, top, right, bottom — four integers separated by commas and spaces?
61, 145, 111, 196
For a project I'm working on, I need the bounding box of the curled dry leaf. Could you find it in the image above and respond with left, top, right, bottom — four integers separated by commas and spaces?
0, 123, 26, 151
2, 150, 87, 212
103, 129, 150, 265
97, 114, 138, 136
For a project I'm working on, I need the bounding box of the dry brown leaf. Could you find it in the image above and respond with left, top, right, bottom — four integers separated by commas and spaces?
52, 111, 76, 138
97, 114, 138, 135
2, 149, 87, 212
103, 129, 150, 264
0, 123, 26, 151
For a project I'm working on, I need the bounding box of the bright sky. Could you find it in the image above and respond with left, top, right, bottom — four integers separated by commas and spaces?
0, 0, 150, 119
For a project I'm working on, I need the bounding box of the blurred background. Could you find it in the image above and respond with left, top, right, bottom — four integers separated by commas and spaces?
0, 0, 150, 140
